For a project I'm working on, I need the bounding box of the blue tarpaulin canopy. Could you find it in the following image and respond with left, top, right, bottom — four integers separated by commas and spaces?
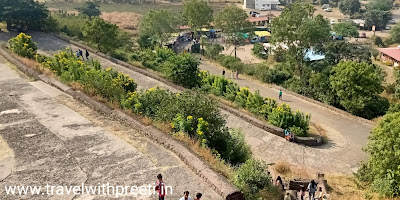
305, 49, 325, 61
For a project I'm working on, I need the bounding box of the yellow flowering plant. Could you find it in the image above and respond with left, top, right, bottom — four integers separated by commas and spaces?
9, 33, 37, 58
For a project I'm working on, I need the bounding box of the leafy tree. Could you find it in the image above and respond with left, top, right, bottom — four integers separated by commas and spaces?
390, 23, 400, 44
82, 17, 120, 53
366, 0, 393, 11
137, 34, 154, 49
0, 0, 50, 31
234, 159, 271, 199
330, 61, 388, 119
252, 43, 267, 59
182, 0, 213, 34
215, 6, 253, 58
139, 9, 178, 46
204, 43, 224, 60
363, 8, 391, 30
271, 3, 331, 77
339, 0, 361, 15
372, 35, 384, 47
164, 53, 201, 88
395, 69, 400, 98
332, 22, 359, 38
357, 111, 400, 197
324, 41, 372, 65
77, 2, 101, 19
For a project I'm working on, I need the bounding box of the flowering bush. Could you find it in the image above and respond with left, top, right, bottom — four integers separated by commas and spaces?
39, 49, 136, 103
9, 33, 37, 58
269, 104, 310, 136
200, 72, 310, 135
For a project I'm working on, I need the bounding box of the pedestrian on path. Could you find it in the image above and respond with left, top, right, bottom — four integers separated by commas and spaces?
179, 191, 192, 200
85, 49, 89, 60
276, 176, 284, 190
76, 50, 80, 59
307, 180, 317, 200
78, 49, 83, 60
155, 174, 165, 200
222, 69, 225, 76
279, 89, 283, 100
194, 193, 202, 200
235, 70, 239, 79
299, 185, 306, 200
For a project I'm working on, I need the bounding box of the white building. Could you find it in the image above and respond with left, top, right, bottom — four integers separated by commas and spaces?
244, 0, 281, 10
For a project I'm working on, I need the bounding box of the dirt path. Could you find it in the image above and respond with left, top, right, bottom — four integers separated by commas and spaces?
0, 60, 221, 199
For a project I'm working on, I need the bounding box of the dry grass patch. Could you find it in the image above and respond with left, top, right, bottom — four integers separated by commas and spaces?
274, 161, 292, 175
102, 12, 141, 34
326, 175, 399, 200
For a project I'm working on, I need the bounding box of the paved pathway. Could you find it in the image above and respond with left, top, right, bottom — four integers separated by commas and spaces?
0, 32, 370, 174
0, 59, 221, 199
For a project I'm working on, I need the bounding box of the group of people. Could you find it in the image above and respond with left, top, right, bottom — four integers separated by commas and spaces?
222, 69, 239, 79
75, 49, 90, 60
282, 179, 328, 200
155, 174, 203, 200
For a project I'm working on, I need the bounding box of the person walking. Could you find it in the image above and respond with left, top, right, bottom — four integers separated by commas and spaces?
85, 49, 89, 60
235, 70, 239, 79
299, 186, 306, 200
78, 49, 83, 60
76, 50, 80, 59
307, 180, 317, 200
276, 176, 284, 190
155, 174, 165, 200
179, 191, 192, 200
279, 89, 283, 100
194, 193, 202, 200
222, 69, 225, 76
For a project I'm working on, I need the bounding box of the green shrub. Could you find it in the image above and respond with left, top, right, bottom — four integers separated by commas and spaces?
268, 104, 310, 135
245, 90, 265, 115
8, 33, 37, 58
53, 13, 86, 39
234, 158, 271, 199
164, 53, 201, 89
371, 35, 384, 47
263, 63, 293, 84
235, 87, 251, 108
219, 55, 242, 69
252, 43, 267, 59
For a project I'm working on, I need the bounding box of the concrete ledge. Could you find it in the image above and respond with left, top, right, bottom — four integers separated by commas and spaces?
0, 48, 243, 200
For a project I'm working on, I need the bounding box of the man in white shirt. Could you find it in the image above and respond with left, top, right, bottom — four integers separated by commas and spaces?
179, 191, 192, 200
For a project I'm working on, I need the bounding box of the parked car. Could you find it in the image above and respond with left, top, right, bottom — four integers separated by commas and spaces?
259, 7, 267, 11
360, 32, 366, 38
322, 4, 330, 9
324, 7, 332, 12
330, 19, 336, 25
385, 25, 391, 30
251, 37, 260, 44
389, 19, 396, 24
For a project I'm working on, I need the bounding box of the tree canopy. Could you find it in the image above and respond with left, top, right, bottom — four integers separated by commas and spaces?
0, 0, 50, 31
139, 9, 178, 46
332, 22, 359, 38
338, 0, 361, 16
77, 2, 101, 18
324, 41, 372, 65
215, 6, 252, 58
182, 0, 213, 33
330, 61, 388, 119
271, 3, 330, 77
357, 110, 400, 197
390, 23, 400, 44
82, 17, 121, 53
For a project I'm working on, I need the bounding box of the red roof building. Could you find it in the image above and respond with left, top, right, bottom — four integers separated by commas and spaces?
377, 47, 400, 67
